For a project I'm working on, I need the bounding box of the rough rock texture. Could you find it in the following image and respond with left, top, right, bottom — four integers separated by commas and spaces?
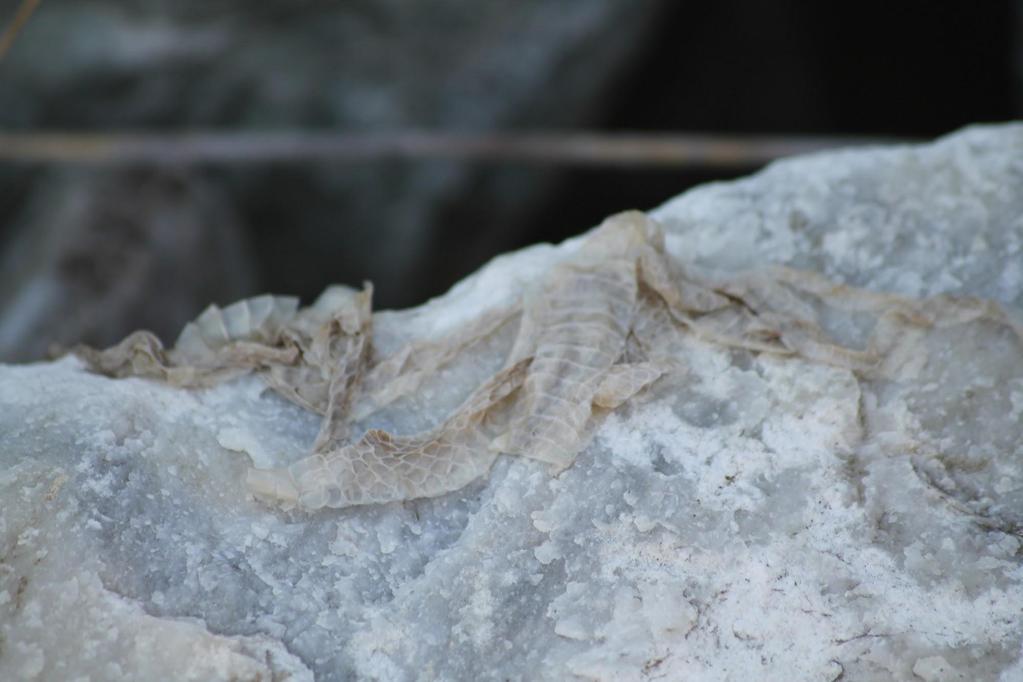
2, 124, 1022, 681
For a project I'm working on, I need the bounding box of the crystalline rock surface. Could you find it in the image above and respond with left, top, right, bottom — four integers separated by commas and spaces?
2, 124, 1023, 681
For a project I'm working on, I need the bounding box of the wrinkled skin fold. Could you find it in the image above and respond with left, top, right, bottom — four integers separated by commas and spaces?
74, 211, 1023, 512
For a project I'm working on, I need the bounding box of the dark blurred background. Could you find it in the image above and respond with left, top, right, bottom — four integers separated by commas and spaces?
0, 0, 1018, 360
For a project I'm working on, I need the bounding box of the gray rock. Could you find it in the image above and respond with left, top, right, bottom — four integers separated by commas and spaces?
1, 124, 1022, 680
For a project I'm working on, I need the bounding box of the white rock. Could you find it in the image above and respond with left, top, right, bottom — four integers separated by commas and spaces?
1, 124, 1022, 680
912, 655, 966, 682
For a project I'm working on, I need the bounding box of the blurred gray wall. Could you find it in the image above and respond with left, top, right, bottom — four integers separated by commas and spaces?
0, 0, 668, 360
